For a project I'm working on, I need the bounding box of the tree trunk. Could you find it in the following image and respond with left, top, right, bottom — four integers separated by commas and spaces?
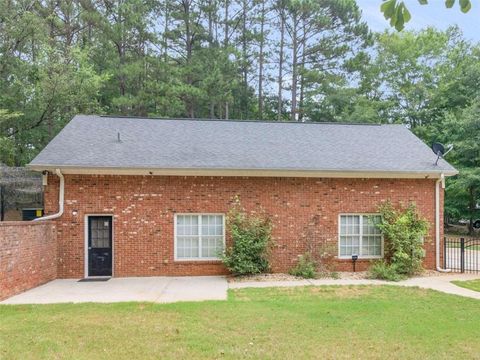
183, 0, 195, 118
224, 0, 229, 47
163, 1, 169, 62
208, 0, 215, 117
223, 0, 230, 121
468, 186, 475, 235
210, 103, 215, 119
184, 1, 192, 61
208, 0, 213, 46
241, 0, 248, 119
47, 0, 56, 137
298, 20, 306, 122
277, 12, 284, 121
290, 14, 298, 122
118, 41, 126, 97
257, 0, 266, 120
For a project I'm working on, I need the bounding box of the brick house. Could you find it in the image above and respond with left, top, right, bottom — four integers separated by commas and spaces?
28, 115, 457, 278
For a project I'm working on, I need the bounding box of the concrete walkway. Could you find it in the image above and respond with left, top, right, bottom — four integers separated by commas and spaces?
230, 273, 480, 300
2, 273, 479, 305
1, 276, 228, 305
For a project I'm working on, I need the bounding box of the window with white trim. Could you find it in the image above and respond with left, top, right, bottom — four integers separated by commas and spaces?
339, 214, 383, 258
175, 214, 225, 260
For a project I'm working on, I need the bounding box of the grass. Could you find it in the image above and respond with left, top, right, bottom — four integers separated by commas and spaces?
1, 286, 480, 359
452, 279, 480, 292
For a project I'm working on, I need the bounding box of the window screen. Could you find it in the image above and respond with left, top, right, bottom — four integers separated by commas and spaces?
339, 215, 382, 258
176, 214, 224, 259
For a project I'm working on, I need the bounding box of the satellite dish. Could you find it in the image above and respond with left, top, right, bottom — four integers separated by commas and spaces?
432, 142, 445, 156
432, 142, 453, 166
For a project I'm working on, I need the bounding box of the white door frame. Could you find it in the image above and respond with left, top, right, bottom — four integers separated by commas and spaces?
84, 214, 114, 278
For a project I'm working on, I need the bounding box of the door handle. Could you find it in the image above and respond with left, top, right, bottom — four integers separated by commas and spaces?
88, 247, 92, 250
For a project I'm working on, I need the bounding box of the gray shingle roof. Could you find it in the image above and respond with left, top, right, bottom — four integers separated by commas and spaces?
28, 115, 457, 176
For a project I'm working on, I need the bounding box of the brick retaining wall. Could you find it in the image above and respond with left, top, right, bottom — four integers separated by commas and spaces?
0, 221, 57, 301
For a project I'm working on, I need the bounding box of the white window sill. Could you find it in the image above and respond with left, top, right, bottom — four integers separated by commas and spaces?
174, 258, 222, 262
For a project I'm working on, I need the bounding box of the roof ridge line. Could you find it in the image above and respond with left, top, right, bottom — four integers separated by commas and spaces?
96, 115, 384, 126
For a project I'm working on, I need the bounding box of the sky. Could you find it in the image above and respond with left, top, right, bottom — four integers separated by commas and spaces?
358, 0, 480, 42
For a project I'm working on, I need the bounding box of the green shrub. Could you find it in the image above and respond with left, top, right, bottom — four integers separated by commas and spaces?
369, 202, 428, 281
330, 271, 340, 280
368, 261, 404, 282
377, 202, 428, 276
221, 200, 272, 276
289, 254, 317, 278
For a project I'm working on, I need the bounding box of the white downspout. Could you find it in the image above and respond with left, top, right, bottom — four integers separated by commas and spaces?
34, 169, 64, 221
436, 173, 451, 272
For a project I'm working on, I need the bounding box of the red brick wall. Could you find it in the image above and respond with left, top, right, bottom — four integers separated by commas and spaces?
0, 221, 57, 300
44, 175, 443, 278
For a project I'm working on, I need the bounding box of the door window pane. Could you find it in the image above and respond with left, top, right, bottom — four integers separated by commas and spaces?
91, 218, 110, 248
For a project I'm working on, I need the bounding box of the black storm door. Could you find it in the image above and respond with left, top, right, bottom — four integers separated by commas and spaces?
88, 216, 112, 276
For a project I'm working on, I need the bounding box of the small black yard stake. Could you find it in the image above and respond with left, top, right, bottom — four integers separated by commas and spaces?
352, 254, 358, 272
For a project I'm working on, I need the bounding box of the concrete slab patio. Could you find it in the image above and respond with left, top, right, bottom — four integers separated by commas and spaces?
2, 273, 479, 305
1, 276, 228, 304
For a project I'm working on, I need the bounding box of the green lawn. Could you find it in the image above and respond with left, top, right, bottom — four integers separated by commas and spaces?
1, 286, 480, 359
452, 279, 480, 292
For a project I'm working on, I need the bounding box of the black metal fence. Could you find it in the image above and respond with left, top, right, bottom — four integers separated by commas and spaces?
444, 237, 480, 273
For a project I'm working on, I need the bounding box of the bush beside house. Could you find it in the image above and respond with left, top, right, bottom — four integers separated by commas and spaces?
369, 202, 429, 281
221, 200, 273, 276
288, 254, 317, 278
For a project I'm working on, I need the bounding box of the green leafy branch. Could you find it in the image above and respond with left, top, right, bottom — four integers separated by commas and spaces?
381, 0, 472, 31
